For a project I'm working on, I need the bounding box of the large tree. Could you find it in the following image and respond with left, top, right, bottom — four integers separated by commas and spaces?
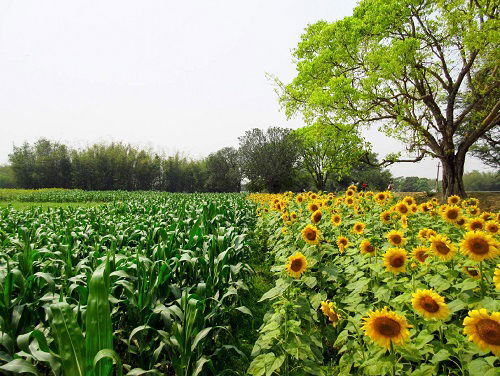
278, 0, 499, 197
205, 147, 241, 192
293, 122, 366, 191
238, 127, 299, 192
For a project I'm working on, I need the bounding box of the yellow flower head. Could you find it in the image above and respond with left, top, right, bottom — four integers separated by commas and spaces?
383, 248, 407, 274
485, 220, 499, 235
447, 195, 461, 205
441, 205, 461, 223
360, 239, 376, 256
460, 231, 499, 262
362, 307, 411, 349
320, 300, 341, 327
403, 196, 416, 206
374, 192, 388, 204
380, 210, 392, 224
331, 213, 342, 226
387, 230, 407, 247
296, 194, 304, 204
463, 309, 500, 356
467, 206, 481, 217
467, 218, 485, 231
494, 265, 500, 290
412, 246, 430, 264
463, 266, 481, 279
401, 215, 408, 229
308, 202, 320, 212
352, 221, 366, 235
395, 202, 410, 216
337, 236, 349, 253
430, 234, 457, 261
285, 252, 308, 278
311, 209, 323, 224
412, 289, 449, 320
301, 224, 320, 245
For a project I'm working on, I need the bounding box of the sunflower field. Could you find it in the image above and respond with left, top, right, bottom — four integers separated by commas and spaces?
247, 189, 499, 376
0, 193, 258, 375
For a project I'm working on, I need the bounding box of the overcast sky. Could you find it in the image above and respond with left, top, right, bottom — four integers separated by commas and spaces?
0, 0, 492, 178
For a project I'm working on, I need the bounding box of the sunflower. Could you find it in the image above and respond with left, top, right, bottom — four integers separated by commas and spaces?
360, 239, 376, 256
380, 210, 392, 224
395, 202, 410, 215
412, 289, 449, 320
320, 300, 341, 327
365, 191, 374, 198
401, 215, 408, 229
285, 252, 308, 278
403, 196, 416, 206
463, 266, 481, 279
463, 309, 500, 356
460, 231, 499, 262
281, 212, 290, 222
417, 228, 429, 242
310, 193, 318, 201
307, 202, 319, 212
442, 206, 461, 223
387, 230, 406, 247
337, 236, 349, 253
447, 195, 461, 205
375, 192, 388, 204
494, 265, 500, 290
455, 216, 466, 227
485, 220, 499, 235
331, 213, 342, 226
346, 197, 355, 206
431, 197, 440, 205
352, 222, 366, 235
296, 194, 304, 204
290, 212, 298, 221
468, 206, 481, 216
481, 212, 494, 221
412, 246, 430, 264
281, 227, 289, 235
420, 202, 432, 213
467, 218, 485, 231
430, 234, 457, 261
301, 224, 320, 245
362, 307, 411, 349
311, 210, 323, 224
348, 184, 357, 191
346, 189, 355, 197
383, 248, 407, 274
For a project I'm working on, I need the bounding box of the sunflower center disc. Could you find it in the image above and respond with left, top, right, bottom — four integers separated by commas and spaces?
435, 242, 450, 255
447, 210, 459, 219
306, 231, 316, 241
366, 245, 375, 253
420, 296, 440, 313
374, 317, 401, 337
476, 319, 500, 346
471, 239, 489, 255
392, 236, 402, 244
391, 256, 404, 268
290, 259, 303, 272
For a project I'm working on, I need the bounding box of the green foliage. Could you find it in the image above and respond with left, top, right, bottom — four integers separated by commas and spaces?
463, 170, 500, 191
293, 123, 366, 191
394, 176, 432, 192
205, 147, 241, 192
278, 0, 499, 197
0, 165, 17, 188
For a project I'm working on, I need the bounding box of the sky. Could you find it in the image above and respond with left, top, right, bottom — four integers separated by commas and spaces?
0, 0, 493, 178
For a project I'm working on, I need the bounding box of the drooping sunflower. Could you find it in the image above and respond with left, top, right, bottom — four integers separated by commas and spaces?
467, 206, 481, 216
285, 252, 308, 278
320, 300, 341, 327
337, 236, 349, 253
308, 202, 319, 212
419, 202, 432, 213
301, 224, 320, 245
455, 216, 466, 227
395, 202, 410, 215
331, 213, 342, 226
447, 195, 461, 205
383, 248, 407, 274
401, 215, 408, 229
442, 205, 461, 223
463, 266, 481, 279
380, 210, 392, 224
430, 234, 457, 261
417, 228, 429, 242
411, 289, 449, 320
387, 230, 407, 247
412, 246, 430, 264
311, 210, 323, 224
486, 220, 499, 235
352, 222, 366, 235
460, 231, 499, 262
463, 309, 500, 356
481, 212, 494, 222
362, 307, 411, 349
282, 212, 290, 222
360, 239, 376, 256
494, 265, 500, 290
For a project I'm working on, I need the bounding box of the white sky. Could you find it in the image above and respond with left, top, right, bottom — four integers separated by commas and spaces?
0, 0, 492, 178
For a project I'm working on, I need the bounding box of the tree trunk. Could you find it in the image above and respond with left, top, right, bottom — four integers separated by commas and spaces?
440, 154, 467, 199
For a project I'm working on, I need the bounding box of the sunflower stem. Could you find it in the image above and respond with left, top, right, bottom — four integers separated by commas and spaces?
390, 342, 396, 376
479, 261, 485, 299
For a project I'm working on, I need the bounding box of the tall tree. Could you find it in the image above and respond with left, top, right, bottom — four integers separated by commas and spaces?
238, 127, 299, 192
205, 147, 241, 192
278, 0, 499, 197
293, 122, 366, 191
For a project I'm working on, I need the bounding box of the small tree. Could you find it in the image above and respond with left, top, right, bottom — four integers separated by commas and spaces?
293, 122, 366, 191
205, 147, 241, 192
278, 0, 499, 198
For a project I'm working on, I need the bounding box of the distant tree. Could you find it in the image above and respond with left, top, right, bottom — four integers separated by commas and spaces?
336, 152, 393, 191
463, 170, 500, 191
0, 165, 17, 188
293, 122, 365, 191
277, 0, 499, 198
394, 176, 432, 192
205, 147, 241, 192
9, 139, 71, 188
469, 128, 500, 170
238, 127, 300, 192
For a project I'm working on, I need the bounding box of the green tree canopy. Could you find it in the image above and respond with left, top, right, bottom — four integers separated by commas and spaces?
278, 0, 499, 198
293, 122, 366, 191
205, 147, 241, 192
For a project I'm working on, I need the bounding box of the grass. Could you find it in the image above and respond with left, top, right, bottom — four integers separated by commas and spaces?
0, 201, 103, 209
